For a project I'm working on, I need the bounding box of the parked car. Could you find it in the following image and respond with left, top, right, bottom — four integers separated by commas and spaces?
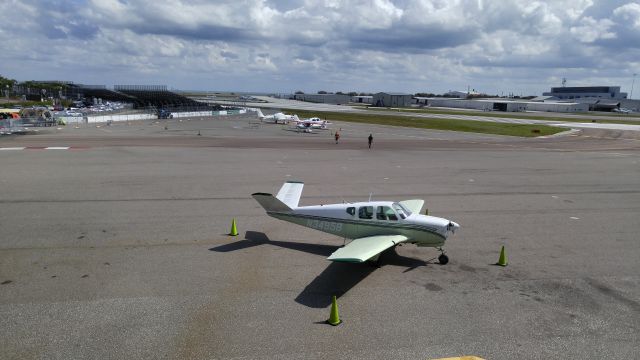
158, 109, 173, 119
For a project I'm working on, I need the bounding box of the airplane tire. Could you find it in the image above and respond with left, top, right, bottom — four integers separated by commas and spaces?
438, 254, 449, 265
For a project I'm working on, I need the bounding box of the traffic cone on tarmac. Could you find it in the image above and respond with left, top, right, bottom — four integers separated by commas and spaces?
327, 295, 342, 326
496, 245, 507, 266
229, 218, 238, 236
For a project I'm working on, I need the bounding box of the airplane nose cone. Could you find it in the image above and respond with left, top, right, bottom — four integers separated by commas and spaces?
447, 221, 460, 233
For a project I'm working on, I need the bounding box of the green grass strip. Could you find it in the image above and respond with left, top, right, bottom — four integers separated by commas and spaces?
282, 109, 565, 137
355, 106, 640, 124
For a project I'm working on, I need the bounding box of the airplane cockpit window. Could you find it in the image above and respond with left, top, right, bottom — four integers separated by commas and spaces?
392, 203, 410, 219
358, 206, 373, 219
376, 206, 398, 221
346, 207, 356, 216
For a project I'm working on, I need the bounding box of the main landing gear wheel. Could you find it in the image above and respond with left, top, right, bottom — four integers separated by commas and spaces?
437, 248, 449, 265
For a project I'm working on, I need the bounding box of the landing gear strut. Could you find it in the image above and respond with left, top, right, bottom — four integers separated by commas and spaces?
437, 247, 449, 265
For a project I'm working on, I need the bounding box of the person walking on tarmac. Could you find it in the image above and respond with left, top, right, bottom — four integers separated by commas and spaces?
368, 133, 373, 149
334, 131, 340, 144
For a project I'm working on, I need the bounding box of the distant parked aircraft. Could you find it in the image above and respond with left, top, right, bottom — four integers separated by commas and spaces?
256, 109, 299, 124
293, 116, 331, 130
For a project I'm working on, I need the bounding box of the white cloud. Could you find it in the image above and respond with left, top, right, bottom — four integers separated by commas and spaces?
0, 0, 638, 94
347, 0, 403, 29
249, 55, 278, 72
570, 16, 616, 43
561, 0, 593, 21
614, 2, 640, 29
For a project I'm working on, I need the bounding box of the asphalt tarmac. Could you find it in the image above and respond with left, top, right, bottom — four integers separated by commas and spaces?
1, 114, 639, 359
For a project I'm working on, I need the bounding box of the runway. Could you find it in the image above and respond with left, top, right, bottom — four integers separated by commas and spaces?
1, 114, 639, 359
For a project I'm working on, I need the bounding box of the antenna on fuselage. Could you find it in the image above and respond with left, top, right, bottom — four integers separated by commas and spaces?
368, 192, 373, 202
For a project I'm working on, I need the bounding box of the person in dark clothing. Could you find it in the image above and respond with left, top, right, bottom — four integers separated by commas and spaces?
368, 133, 373, 148
335, 131, 340, 144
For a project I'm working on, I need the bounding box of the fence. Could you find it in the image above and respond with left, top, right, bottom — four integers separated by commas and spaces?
1, 106, 248, 131
54, 107, 248, 124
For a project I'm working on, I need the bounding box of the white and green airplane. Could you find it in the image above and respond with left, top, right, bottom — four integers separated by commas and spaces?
252, 181, 460, 264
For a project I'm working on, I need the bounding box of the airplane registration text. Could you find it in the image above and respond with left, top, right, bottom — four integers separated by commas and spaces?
307, 219, 342, 232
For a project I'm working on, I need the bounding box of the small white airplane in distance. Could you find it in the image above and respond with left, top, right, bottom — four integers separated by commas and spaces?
253, 181, 460, 264
255, 108, 299, 124
293, 116, 331, 130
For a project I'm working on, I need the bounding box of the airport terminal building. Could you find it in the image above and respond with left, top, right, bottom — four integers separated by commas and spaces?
543, 86, 628, 100
541, 86, 640, 111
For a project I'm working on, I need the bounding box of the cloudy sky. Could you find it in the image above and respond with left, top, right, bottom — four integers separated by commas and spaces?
1, 0, 639, 96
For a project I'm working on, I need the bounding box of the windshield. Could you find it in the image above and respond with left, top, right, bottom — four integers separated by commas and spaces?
392, 202, 412, 219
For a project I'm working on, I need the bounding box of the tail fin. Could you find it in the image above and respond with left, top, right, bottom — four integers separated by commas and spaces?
252, 193, 292, 213
275, 181, 304, 208
256, 108, 265, 118
252, 181, 304, 213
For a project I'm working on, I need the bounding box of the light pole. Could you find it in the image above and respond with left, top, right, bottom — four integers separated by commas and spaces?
631, 73, 637, 99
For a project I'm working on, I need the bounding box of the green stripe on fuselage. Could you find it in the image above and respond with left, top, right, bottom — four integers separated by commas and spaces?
267, 211, 446, 247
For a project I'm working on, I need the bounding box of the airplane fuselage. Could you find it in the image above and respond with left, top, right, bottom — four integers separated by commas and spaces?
265, 201, 458, 248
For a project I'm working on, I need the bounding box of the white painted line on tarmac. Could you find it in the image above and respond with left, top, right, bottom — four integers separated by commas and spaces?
1, 147, 89, 151
570, 216, 580, 220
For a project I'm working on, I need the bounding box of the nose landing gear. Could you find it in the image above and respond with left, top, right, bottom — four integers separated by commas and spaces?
437, 247, 449, 265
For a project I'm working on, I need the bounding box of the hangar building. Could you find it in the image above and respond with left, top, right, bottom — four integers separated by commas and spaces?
373, 92, 413, 107
350, 95, 373, 104
293, 93, 350, 104
620, 99, 640, 111
426, 98, 588, 113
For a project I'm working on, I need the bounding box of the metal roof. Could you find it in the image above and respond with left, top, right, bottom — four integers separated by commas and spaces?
375, 92, 412, 96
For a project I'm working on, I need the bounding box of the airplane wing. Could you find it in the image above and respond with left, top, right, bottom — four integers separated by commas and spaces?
399, 199, 424, 214
327, 235, 409, 263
